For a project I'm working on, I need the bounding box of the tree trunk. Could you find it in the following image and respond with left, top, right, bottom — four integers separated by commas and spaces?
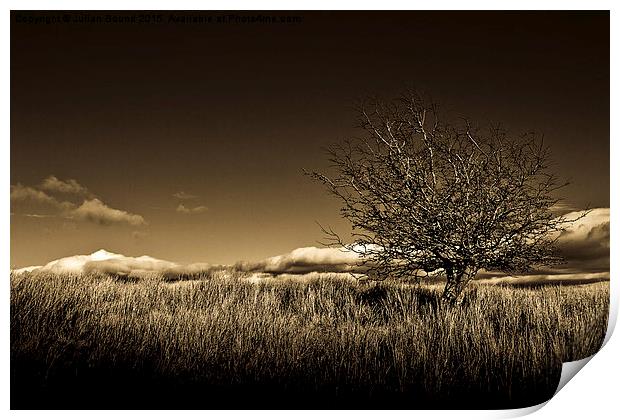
441, 266, 471, 304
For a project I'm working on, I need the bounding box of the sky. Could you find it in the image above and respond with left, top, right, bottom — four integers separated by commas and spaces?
10, 11, 609, 270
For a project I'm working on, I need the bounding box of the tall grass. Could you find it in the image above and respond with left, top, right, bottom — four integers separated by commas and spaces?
10, 271, 609, 409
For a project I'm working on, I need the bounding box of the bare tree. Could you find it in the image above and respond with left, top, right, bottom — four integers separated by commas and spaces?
308, 93, 584, 304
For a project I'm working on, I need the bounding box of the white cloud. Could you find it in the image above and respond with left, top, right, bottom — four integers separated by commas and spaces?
71, 199, 147, 226
38, 249, 128, 273
176, 204, 207, 214
12, 265, 43, 274
40, 175, 92, 197
12, 249, 219, 279
83, 254, 178, 276
235, 246, 366, 274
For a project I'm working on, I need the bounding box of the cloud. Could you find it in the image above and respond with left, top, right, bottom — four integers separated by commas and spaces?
233, 208, 609, 281
11, 206, 608, 285
245, 271, 360, 284
176, 204, 208, 214
71, 199, 146, 226
555, 208, 609, 272
437, 208, 610, 284
10, 184, 73, 211
83, 254, 178, 276
173, 191, 207, 215
132, 230, 149, 240
12, 265, 43, 274
12, 249, 223, 279
11, 184, 55, 203
173, 191, 198, 200
234, 246, 366, 274
159, 263, 225, 278
11, 248, 352, 281
40, 175, 92, 197
549, 202, 579, 215
478, 271, 609, 287
12, 176, 149, 227
16, 249, 175, 275
41, 249, 128, 273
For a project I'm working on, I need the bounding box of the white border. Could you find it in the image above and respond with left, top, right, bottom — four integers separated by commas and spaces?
3, 2, 616, 419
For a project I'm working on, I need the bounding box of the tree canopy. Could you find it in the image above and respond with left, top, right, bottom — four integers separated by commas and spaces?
308, 93, 583, 303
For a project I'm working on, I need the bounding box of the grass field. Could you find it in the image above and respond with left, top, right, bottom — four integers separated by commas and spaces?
10, 271, 609, 409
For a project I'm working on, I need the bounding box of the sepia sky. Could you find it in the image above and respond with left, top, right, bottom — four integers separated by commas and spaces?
11, 11, 609, 268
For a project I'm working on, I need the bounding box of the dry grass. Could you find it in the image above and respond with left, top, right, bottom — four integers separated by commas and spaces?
10, 271, 609, 409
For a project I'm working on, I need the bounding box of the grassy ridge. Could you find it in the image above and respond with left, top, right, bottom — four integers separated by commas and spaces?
10, 272, 609, 409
